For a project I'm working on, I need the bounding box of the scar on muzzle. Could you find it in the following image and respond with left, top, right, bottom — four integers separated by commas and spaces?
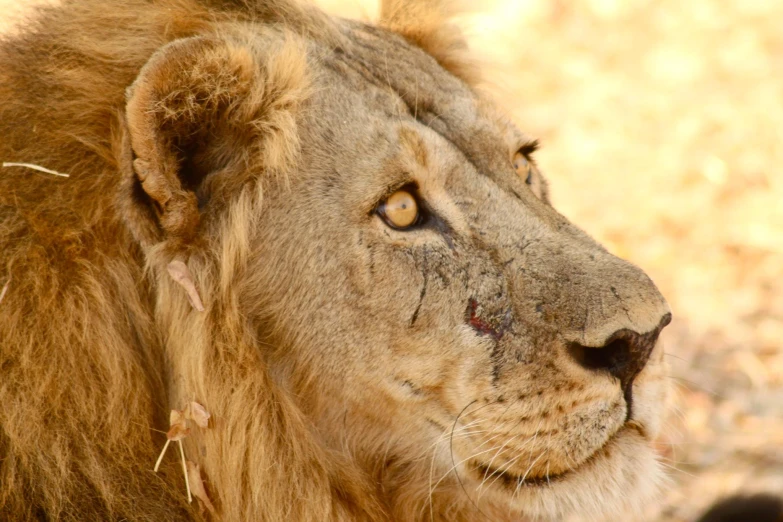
465, 298, 512, 340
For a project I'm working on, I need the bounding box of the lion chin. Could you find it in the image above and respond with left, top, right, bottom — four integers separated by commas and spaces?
0, 0, 673, 520
470, 426, 665, 521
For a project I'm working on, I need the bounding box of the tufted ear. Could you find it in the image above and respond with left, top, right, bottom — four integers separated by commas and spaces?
379, 0, 479, 84
120, 34, 308, 251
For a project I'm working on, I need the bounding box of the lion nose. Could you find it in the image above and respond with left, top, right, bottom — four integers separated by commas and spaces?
568, 312, 672, 392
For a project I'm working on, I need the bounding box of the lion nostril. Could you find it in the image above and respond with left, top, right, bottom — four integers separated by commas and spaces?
568, 331, 658, 387
569, 338, 634, 378
567, 313, 671, 416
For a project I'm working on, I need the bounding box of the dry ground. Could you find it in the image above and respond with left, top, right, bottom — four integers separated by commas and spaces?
2, 1, 782, 520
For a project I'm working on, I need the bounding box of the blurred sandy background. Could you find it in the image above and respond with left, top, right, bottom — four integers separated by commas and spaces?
3, 0, 782, 520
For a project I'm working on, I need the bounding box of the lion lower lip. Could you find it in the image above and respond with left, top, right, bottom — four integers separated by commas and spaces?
470, 425, 634, 490
473, 462, 569, 488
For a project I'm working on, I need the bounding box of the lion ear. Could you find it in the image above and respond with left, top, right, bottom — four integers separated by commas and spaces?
120, 34, 307, 249
378, 0, 478, 84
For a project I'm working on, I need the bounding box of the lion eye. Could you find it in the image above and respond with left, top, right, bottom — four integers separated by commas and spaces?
379, 189, 419, 229
513, 151, 534, 185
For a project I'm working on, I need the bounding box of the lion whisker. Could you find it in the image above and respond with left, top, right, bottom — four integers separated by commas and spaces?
485, 425, 552, 494
437, 443, 501, 485
420, 429, 488, 461
427, 405, 495, 520
480, 446, 529, 496
479, 420, 544, 500
512, 451, 547, 498
429, 444, 501, 517
657, 460, 697, 479
478, 418, 542, 496
448, 401, 494, 521
546, 460, 551, 487
668, 376, 725, 399
663, 351, 687, 362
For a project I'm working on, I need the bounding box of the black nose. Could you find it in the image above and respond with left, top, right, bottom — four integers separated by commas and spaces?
568, 313, 672, 412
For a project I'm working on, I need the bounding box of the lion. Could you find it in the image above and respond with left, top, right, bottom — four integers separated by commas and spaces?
0, 0, 673, 520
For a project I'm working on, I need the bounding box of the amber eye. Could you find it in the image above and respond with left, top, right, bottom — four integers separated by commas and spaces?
378, 189, 419, 229
513, 151, 534, 185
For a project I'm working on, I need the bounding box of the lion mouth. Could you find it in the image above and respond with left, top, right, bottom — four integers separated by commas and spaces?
468, 423, 645, 490
472, 461, 572, 489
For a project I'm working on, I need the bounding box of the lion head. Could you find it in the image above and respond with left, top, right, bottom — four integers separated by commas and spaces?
0, 0, 670, 520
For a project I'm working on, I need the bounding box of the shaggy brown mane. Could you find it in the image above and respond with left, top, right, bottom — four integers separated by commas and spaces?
0, 1, 382, 520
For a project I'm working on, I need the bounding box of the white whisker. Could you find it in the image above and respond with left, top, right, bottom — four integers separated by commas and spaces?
431, 444, 504, 495
476, 424, 540, 499
657, 460, 697, 479
513, 452, 547, 497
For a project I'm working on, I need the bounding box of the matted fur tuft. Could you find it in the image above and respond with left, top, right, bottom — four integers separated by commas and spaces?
379, 0, 480, 85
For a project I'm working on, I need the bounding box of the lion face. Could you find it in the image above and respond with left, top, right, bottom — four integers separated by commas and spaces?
117, 12, 672, 522
237, 22, 671, 520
